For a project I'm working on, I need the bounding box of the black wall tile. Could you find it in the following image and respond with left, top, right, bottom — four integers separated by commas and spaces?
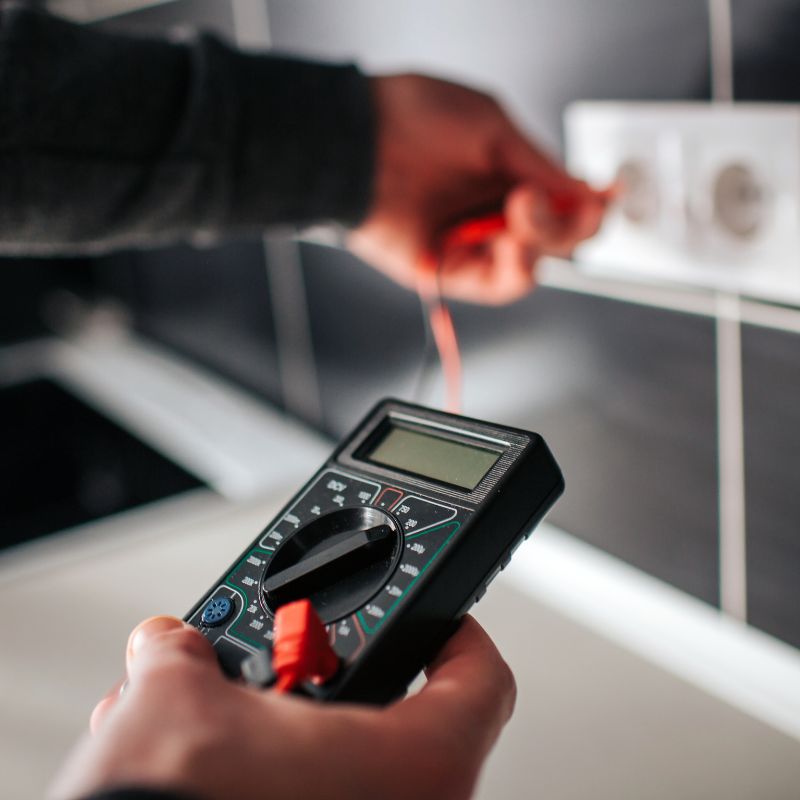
475, 288, 721, 605
742, 324, 800, 648
299, 243, 427, 437
96, 239, 285, 412
298, 252, 722, 607
731, 0, 800, 102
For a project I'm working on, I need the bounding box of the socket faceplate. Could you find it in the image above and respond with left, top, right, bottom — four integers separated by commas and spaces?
565, 103, 800, 304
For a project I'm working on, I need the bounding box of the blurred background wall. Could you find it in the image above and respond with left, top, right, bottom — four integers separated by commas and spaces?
2, 0, 799, 655
2, 2, 800, 797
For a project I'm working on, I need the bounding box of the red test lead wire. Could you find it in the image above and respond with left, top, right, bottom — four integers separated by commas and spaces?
417, 212, 507, 415
271, 599, 339, 693
417, 194, 584, 413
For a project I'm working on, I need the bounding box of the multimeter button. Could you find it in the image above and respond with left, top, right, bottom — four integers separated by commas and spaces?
474, 564, 501, 606
486, 564, 502, 587
201, 597, 234, 626
501, 536, 526, 570
241, 648, 276, 688
375, 487, 403, 510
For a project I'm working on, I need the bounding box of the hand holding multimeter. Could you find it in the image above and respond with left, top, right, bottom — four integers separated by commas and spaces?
56, 401, 559, 800
61, 612, 514, 800
186, 400, 563, 704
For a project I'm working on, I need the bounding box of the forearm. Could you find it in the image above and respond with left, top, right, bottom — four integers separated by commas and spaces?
0, 4, 375, 255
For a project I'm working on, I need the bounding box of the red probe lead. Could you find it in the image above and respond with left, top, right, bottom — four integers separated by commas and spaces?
417, 212, 506, 415
272, 599, 339, 693
418, 194, 583, 413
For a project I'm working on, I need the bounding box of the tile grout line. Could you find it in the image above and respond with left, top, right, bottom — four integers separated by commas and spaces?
716, 293, 747, 622
262, 235, 324, 428
230, 0, 326, 425
539, 260, 719, 317
230, 0, 272, 49
708, 0, 734, 103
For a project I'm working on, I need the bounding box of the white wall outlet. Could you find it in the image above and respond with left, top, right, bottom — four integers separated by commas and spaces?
565, 102, 800, 304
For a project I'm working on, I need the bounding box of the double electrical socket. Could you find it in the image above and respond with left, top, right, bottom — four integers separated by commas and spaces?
565, 102, 800, 303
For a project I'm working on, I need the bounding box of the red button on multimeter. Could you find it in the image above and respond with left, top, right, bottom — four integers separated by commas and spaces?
187, 399, 563, 704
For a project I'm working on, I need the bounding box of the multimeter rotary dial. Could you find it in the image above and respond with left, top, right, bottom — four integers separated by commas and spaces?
262, 507, 403, 624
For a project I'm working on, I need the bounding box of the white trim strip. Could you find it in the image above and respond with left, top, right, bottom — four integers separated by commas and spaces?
45, 0, 174, 22
542, 259, 800, 336
740, 298, 800, 335
708, 0, 734, 103
716, 293, 748, 620
262, 234, 324, 428
504, 523, 800, 743
539, 259, 720, 318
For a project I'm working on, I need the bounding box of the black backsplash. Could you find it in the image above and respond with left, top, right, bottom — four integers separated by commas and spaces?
742, 325, 800, 649
489, 288, 720, 606
732, 0, 800, 102
94, 239, 285, 413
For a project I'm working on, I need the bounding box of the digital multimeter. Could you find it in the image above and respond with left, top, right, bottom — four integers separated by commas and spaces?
185, 399, 564, 705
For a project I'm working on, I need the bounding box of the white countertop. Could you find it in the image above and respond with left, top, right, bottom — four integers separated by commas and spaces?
1, 329, 798, 798
1, 489, 799, 800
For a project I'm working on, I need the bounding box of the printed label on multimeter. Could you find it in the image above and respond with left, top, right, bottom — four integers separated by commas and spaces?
187, 468, 466, 662
186, 399, 563, 705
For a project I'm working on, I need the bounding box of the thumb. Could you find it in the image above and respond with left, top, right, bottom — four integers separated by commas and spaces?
125, 615, 219, 683
90, 616, 219, 735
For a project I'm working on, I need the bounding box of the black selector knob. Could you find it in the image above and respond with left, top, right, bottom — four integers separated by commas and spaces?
262, 507, 402, 624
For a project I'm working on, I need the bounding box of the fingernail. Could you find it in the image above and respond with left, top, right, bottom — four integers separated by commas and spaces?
127, 615, 185, 660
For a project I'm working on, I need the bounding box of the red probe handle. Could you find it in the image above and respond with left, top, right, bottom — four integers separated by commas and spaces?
438, 191, 581, 253
440, 212, 506, 250
272, 599, 338, 693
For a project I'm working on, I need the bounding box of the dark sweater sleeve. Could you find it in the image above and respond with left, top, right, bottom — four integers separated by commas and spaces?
79, 789, 200, 800
0, 3, 375, 255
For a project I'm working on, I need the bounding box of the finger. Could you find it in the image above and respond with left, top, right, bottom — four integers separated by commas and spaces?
438, 233, 535, 305
486, 234, 537, 303
89, 678, 126, 734
90, 618, 200, 731
89, 695, 116, 735
125, 615, 219, 685
500, 127, 590, 198
568, 197, 607, 247
506, 184, 608, 258
387, 615, 516, 755
505, 185, 543, 247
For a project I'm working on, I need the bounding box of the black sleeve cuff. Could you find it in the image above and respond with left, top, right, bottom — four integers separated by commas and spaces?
79, 788, 200, 800
222, 47, 377, 229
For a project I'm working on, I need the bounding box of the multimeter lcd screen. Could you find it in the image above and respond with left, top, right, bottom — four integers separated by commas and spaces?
367, 424, 501, 490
